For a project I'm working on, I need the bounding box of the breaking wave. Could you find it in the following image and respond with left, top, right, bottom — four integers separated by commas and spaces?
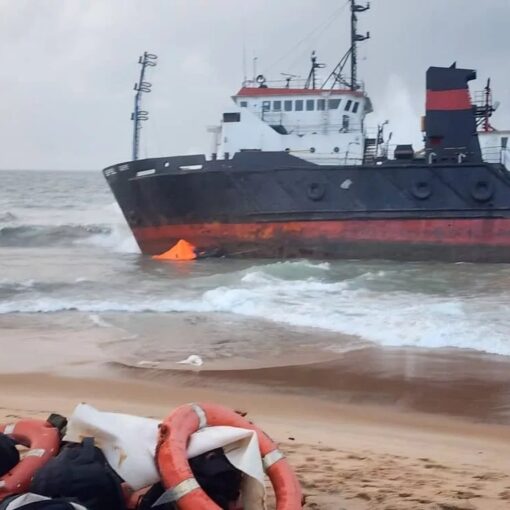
0, 212, 17, 222
0, 224, 112, 247
2, 261, 510, 356
0, 205, 139, 253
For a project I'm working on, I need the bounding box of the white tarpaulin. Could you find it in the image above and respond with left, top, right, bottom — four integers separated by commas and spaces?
65, 403, 266, 509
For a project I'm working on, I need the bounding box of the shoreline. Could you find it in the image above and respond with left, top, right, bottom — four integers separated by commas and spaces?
109, 344, 510, 425
1, 371, 510, 508
3, 312, 510, 506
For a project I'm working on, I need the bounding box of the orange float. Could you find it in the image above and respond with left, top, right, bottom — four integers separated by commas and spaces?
152, 239, 198, 261
156, 403, 303, 510
0, 419, 61, 500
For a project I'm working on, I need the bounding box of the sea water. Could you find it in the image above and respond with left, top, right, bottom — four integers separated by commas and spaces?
1, 169, 510, 373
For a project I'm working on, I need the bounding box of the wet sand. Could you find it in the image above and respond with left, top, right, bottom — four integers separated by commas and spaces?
110, 345, 510, 425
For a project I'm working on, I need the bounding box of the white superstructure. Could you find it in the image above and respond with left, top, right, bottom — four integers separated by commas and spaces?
479, 130, 510, 167
211, 82, 375, 166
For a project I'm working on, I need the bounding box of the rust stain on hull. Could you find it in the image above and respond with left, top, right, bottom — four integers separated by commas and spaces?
133, 218, 510, 262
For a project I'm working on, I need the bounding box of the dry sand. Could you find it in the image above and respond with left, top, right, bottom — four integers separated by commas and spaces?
1, 372, 510, 509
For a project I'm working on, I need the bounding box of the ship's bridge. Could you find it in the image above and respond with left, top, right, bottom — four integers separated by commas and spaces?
235, 86, 372, 134
212, 83, 374, 166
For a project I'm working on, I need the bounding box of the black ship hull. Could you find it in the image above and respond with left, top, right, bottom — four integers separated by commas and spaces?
103, 152, 510, 262
104, 65, 510, 262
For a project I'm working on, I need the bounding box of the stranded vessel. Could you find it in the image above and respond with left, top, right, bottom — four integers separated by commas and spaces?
103, 2, 510, 262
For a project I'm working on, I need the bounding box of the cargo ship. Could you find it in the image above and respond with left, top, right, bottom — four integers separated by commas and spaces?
103, 1, 510, 262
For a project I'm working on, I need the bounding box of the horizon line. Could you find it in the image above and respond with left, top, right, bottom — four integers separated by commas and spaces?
0, 168, 100, 172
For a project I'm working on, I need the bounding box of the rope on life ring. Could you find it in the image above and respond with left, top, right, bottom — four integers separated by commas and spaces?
471, 180, 493, 202
155, 403, 303, 510
0, 418, 62, 500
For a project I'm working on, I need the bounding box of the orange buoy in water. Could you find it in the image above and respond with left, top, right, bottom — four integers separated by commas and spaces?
152, 240, 197, 261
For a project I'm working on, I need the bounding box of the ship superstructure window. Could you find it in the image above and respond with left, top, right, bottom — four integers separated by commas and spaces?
295, 100, 304, 111
342, 115, 350, 131
306, 99, 315, 111
223, 112, 241, 122
352, 101, 360, 113
502, 137, 508, 149
317, 99, 326, 111
345, 100, 353, 111
273, 100, 282, 111
262, 101, 270, 112
284, 100, 293, 111
328, 99, 341, 109
240, 101, 248, 108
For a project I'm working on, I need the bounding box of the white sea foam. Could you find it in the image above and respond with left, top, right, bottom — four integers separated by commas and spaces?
3, 199, 139, 254
74, 202, 140, 254
88, 314, 114, 328
2, 264, 510, 357
82, 224, 139, 254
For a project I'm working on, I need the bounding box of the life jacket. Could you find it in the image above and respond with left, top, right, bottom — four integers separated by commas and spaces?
0, 493, 88, 510
0, 434, 19, 478
30, 438, 126, 510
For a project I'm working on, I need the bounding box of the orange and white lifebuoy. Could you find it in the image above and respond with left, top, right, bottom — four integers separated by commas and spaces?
156, 403, 303, 510
0, 419, 60, 500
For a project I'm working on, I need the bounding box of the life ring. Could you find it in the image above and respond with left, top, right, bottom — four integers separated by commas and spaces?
412, 181, 432, 200
471, 180, 493, 202
156, 403, 303, 510
0, 419, 61, 500
307, 182, 326, 201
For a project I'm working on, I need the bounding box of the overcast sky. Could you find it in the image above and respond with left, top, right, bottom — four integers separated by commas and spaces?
0, 0, 509, 170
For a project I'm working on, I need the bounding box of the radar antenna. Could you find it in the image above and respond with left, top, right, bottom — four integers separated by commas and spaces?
474, 78, 497, 132
281, 73, 299, 88
131, 51, 157, 160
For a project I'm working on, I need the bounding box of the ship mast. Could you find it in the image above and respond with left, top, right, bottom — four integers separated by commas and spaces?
321, 0, 370, 90
131, 51, 158, 161
350, 0, 370, 90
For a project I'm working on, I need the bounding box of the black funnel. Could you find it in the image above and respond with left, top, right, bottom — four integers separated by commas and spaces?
425, 66, 481, 162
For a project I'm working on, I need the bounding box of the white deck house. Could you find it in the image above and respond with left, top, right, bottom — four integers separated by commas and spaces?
479, 130, 510, 167
210, 83, 375, 166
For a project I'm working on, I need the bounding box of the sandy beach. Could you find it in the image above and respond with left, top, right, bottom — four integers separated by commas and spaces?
2, 310, 510, 508
2, 170, 510, 509
2, 362, 510, 510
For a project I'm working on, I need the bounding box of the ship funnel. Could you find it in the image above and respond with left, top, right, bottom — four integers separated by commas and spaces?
425, 66, 482, 163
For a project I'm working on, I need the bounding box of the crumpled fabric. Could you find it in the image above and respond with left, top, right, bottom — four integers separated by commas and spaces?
65, 403, 266, 510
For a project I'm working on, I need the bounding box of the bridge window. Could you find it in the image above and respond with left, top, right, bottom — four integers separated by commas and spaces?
328, 99, 341, 109
345, 100, 353, 111
240, 101, 248, 108
352, 101, 360, 113
273, 100, 282, 111
306, 99, 315, 111
223, 112, 241, 122
317, 99, 326, 111
295, 100, 304, 111
262, 101, 270, 112
502, 137, 508, 149
284, 100, 293, 111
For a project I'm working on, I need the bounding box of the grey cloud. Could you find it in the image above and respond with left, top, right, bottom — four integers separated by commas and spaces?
0, 0, 508, 169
